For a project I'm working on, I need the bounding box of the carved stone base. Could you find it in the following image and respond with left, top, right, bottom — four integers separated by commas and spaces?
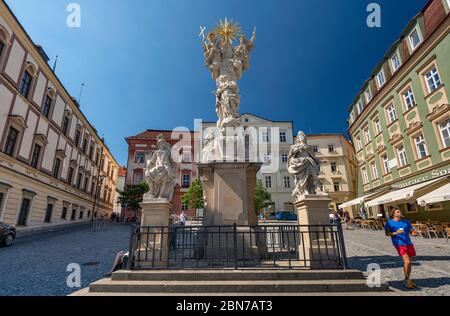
294, 194, 336, 269
198, 162, 262, 226
136, 199, 171, 267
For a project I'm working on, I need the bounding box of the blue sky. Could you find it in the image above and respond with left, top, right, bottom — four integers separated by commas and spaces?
7, 0, 426, 166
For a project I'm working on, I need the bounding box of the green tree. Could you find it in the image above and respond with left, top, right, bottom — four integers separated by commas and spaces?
181, 179, 204, 210
118, 181, 150, 211
253, 180, 272, 213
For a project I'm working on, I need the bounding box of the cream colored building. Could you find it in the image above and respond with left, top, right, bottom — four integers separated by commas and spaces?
202, 113, 295, 213
306, 134, 357, 214
0, 1, 119, 231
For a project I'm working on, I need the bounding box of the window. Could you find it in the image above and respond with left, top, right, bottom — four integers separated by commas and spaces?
43, 95, 53, 118
53, 159, 61, 179
414, 134, 428, 159
397, 145, 408, 167
371, 162, 379, 180
44, 204, 53, 223
409, 27, 422, 51
84, 177, 89, 192
182, 151, 192, 163
61, 207, 68, 220
133, 171, 143, 185
181, 203, 189, 212
376, 70, 386, 88
182, 174, 191, 188
284, 176, 291, 189
424, 67, 441, 93
386, 104, 397, 124
333, 182, 340, 192
390, 52, 402, 72
312, 145, 319, 153
403, 88, 416, 110
71, 209, 76, 221
17, 198, 31, 226
82, 137, 88, 154
364, 127, 371, 144
62, 116, 70, 135
362, 168, 369, 185
382, 154, 390, 174
365, 89, 372, 104
331, 162, 338, 173
280, 132, 287, 143
265, 176, 272, 188
76, 173, 83, 189
30, 144, 42, 168
263, 152, 271, 163
135, 152, 145, 163
319, 182, 324, 192
79, 210, 84, 219
67, 167, 74, 185
328, 144, 335, 153
357, 101, 363, 115
374, 117, 382, 135
89, 142, 94, 160
406, 203, 417, 214
4, 127, 18, 156
74, 130, 81, 147
438, 119, 450, 148
281, 153, 288, 163
0, 40, 4, 59
262, 131, 269, 143
356, 136, 362, 151
19, 70, 32, 98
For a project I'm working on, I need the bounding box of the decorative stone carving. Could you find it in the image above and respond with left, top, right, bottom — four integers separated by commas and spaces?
201, 19, 256, 160
405, 121, 423, 136
144, 134, 176, 201
288, 132, 323, 202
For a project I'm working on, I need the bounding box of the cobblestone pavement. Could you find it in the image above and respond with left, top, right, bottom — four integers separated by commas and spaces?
344, 228, 450, 296
0, 224, 131, 296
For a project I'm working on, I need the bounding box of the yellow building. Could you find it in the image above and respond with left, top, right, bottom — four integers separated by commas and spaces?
307, 134, 357, 215
0, 1, 119, 231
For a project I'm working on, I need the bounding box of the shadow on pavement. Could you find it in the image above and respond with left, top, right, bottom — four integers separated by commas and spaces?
389, 278, 450, 291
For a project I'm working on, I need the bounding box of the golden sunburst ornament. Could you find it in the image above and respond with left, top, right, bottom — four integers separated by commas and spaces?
213, 18, 242, 45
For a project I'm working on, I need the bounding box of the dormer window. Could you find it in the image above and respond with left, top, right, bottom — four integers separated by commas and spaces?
365, 88, 372, 104
409, 27, 422, 51
390, 51, 401, 72
376, 69, 386, 88
357, 100, 363, 115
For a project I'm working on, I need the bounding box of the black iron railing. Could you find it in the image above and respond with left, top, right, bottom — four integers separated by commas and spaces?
127, 224, 348, 270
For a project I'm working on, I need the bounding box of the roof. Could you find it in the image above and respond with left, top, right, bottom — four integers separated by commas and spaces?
118, 167, 127, 177
125, 129, 196, 142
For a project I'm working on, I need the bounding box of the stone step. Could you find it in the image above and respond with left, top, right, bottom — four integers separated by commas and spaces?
89, 279, 390, 293
112, 269, 365, 282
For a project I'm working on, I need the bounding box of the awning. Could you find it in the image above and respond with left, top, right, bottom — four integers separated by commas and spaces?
338, 192, 380, 209
417, 182, 450, 206
365, 178, 443, 208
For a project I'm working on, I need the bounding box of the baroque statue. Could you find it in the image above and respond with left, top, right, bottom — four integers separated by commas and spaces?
288, 131, 323, 202
144, 134, 176, 201
201, 18, 256, 135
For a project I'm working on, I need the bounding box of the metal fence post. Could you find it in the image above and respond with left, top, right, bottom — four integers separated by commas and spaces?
126, 225, 136, 270
337, 222, 349, 269
233, 223, 238, 269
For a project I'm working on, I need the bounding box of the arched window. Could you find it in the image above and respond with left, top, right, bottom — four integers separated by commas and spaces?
19, 63, 36, 99
43, 89, 55, 118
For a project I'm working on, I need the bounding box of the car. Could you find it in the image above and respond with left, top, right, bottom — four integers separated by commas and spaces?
275, 211, 298, 221
0, 222, 16, 247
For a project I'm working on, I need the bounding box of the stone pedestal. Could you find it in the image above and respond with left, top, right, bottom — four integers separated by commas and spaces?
198, 162, 261, 226
295, 194, 336, 269
198, 162, 267, 261
137, 199, 171, 267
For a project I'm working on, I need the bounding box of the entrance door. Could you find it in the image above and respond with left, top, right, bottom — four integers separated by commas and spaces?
44, 204, 53, 223
17, 198, 31, 226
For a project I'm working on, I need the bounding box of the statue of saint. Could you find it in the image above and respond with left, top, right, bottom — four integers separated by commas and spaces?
233, 30, 256, 80
202, 32, 222, 81
144, 134, 176, 200
288, 131, 322, 201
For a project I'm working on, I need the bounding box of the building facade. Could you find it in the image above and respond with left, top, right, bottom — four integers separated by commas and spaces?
306, 134, 357, 214
346, 0, 450, 221
125, 130, 199, 218
113, 166, 126, 216
202, 113, 295, 213
0, 1, 119, 230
